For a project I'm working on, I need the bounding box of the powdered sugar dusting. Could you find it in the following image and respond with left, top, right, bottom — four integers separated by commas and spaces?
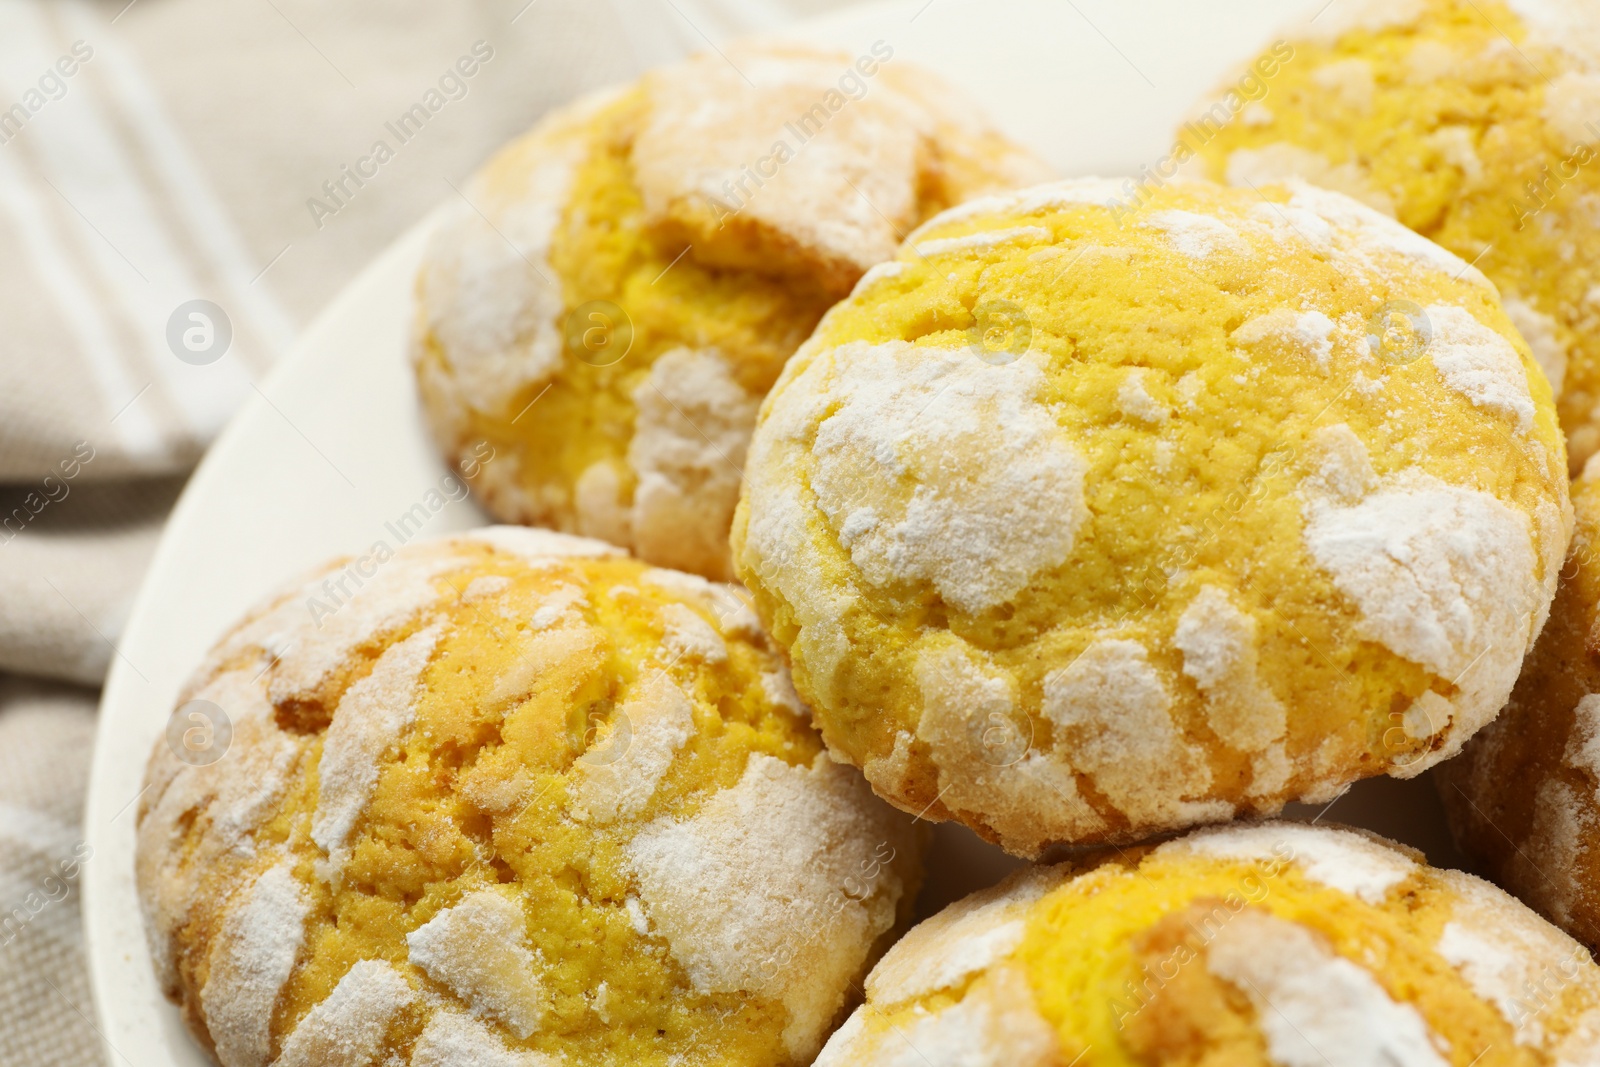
137, 669, 304, 992
914, 226, 1051, 258
866, 866, 1057, 1006
1527, 778, 1592, 927
813, 1012, 869, 1067
704, 587, 762, 639
1145, 209, 1250, 258
1436, 868, 1597, 1048
1174, 586, 1289, 792
626, 347, 759, 579
1247, 193, 1336, 250
274, 959, 416, 1067
413, 124, 582, 413
1402, 690, 1453, 743
530, 584, 587, 630
1296, 0, 1427, 43
1041, 639, 1213, 825
1160, 823, 1416, 904
625, 896, 649, 936
412, 1011, 561, 1067
488, 626, 601, 708
1555, 1008, 1600, 1067
1286, 182, 1479, 281
160, 668, 300, 855
1504, 0, 1600, 69
571, 673, 695, 823
406, 891, 545, 1039
463, 575, 513, 601
572, 461, 630, 550
199, 861, 310, 1067
1439, 922, 1532, 1041
465, 525, 623, 562
640, 569, 764, 640
737, 382, 857, 690
902, 178, 1117, 244
1302, 424, 1376, 504
1174, 587, 1256, 695
205, 742, 299, 854
1543, 71, 1600, 152
912, 642, 1108, 854
1568, 694, 1600, 784
625, 752, 913, 1059
312, 623, 442, 884
640, 568, 717, 600
261, 554, 457, 706
1230, 308, 1336, 371
816, 964, 1059, 1067
629, 44, 1050, 288
761, 667, 804, 714
902, 919, 1021, 1000
1207, 909, 1448, 1067
1116, 369, 1170, 423
1424, 305, 1536, 433
1303, 471, 1538, 679
1313, 59, 1377, 112
660, 603, 728, 663
808, 340, 1088, 615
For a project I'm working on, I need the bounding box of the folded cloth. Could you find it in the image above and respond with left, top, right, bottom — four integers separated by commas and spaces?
0, 0, 655, 483
0, 0, 867, 649
0, 476, 182, 686
0, 677, 99, 1067
0, 0, 868, 1058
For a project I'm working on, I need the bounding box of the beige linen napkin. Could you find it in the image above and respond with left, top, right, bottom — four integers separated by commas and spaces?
0, 677, 99, 1067
0, 0, 861, 1061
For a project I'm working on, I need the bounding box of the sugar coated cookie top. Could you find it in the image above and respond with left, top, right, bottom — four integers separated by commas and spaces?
136, 528, 921, 1067
733, 177, 1569, 855
819, 821, 1600, 1067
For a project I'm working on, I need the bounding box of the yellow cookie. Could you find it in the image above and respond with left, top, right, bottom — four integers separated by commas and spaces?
411, 42, 1051, 579
819, 822, 1600, 1067
1441, 456, 1600, 950
135, 528, 921, 1067
732, 177, 1570, 855
1184, 0, 1600, 472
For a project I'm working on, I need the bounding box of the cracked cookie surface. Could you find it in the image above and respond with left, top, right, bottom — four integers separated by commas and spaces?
1189, 0, 1600, 473
818, 822, 1600, 1067
135, 527, 921, 1067
732, 177, 1570, 855
411, 42, 1052, 579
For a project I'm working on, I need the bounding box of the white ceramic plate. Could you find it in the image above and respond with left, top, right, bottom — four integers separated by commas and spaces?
83, 1, 1467, 1063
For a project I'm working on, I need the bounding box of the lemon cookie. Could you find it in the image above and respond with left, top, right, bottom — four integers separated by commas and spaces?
1441, 458, 1600, 950
817, 821, 1600, 1067
135, 527, 921, 1067
1186, 0, 1600, 472
731, 177, 1570, 855
411, 42, 1051, 580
